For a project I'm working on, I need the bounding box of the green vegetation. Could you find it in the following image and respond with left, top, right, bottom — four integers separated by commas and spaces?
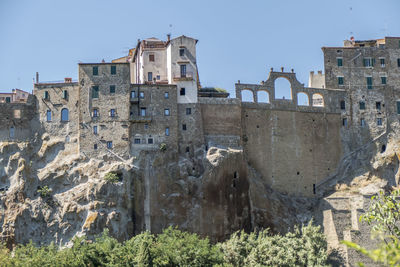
343, 189, 400, 266
201, 87, 228, 93
104, 172, 119, 184
37, 185, 51, 198
159, 143, 167, 152
0, 223, 329, 267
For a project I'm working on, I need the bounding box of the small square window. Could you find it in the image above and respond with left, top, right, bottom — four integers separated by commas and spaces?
182, 124, 187, 131
164, 92, 169, 99
93, 66, 98, 76
94, 144, 98, 150
165, 127, 170, 136
134, 138, 141, 144
180, 88, 186, 96
148, 138, 153, 144
111, 65, 116, 75
186, 108, 191, 115
107, 141, 112, 149
337, 58, 343, 67
359, 101, 365, 110
381, 76, 387, 85
338, 77, 344, 85
179, 49, 185, 56
376, 102, 381, 110
93, 125, 98, 134
149, 54, 155, 62
110, 85, 116, 94
144, 123, 149, 130
164, 109, 170, 116
139, 92, 144, 99
377, 118, 383, 126
92, 86, 99, 98
110, 109, 116, 117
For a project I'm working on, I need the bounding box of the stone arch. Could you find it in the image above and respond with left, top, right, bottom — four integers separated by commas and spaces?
274, 77, 292, 99
257, 90, 270, 103
312, 93, 324, 107
241, 89, 254, 102
61, 108, 69, 121
297, 92, 309, 106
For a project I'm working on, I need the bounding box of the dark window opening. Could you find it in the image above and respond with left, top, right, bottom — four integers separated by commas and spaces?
149, 54, 155, 62
131, 91, 136, 98
164, 92, 169, 99
340, 100, 345, 110
140, 108, 146, 116
186, 108, 191, 115
182, 124, 187, 131
234, 171, 238, 179
110, 85, 116, 94
185, 146, 190, 153
139, 91, 144, 99
359, 101, 365, 110
377, 118, 382, 126
148, 72, 153, 82
338, 76, 344, 85
94, 144, 98, 150
93, 66, 98, 76
179, 49, 184, 56
93, 108, 99, 117
337, 58, 343, 66
5, 97, 11, 103
381, 76, 387, 85
92, 86, 99, 98
342, 118, 348, 127
61, 108, 69, 122
148, 138, 153, 144
44, 91, 49, 100
165, 127, 169, 136
397, 101, 400, 114
111, 65, 116, 75
180, 88, 186, 96
63, 90, 68, 99
107, 141, 112, 149
46, 110, 51, 121
381, 144, 386, 153
110, 109, 116, 117
313, 184, 316, 194
297, 171, 300, 175
134, 138, 141, 144
376, 102, 381, 110
367, 77, 373, 89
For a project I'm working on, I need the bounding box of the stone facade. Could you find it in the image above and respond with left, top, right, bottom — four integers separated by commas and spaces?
1, 35, 400, 198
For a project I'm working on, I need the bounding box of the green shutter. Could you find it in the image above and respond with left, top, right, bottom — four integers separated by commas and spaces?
110, 85, 115, 94
363, 58, 367, 67
92, 86, 99, 98
93, 66, 98, 76
337, 58, 343, 66
367, 77, 373, 89
111, 66, 116, 75
372, 58, 375, 66
397, 101, 400, 114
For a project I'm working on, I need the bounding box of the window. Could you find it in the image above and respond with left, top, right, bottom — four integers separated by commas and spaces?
148, 72, 153, 82
342, 118, 347, 127
337, 58, 343, 66
9, 127, 15, 138
92, 86, 99, 98
140, 108, 146, 116
93, 66, 98, 76
179, 48, 185, 56
164, 92, 169, 99
63, 90, 68, 99
61, 108, 69, 122
46, 110, 51, 121
180, 88, 186, 96
381, 76, 387, 85
94, 144, 98, 150
398, 58, 400, 67
165, 127, 169, 136
359, 101, 365, 110
164, 109, 170, 116
134, 138, 141, 144
148, 138, 153, 144
156, 75, 160, 80
376, 101, 381, 110
144, 123, 148, 129
111, 65, 116, 75
131, 91, 136, 99
380, 58, 385, 67
340, 100, 345, 110
93, 125, 98, 134
110, 109, 116, 117
110, 85, 116, 94
185, 147, 190, 153
337, 76, 344, 85
377, 118, 383, 126
360, 118, 366, 127
93, 108, 99, 117
363, 58, 374, 67
186, 108, 191, 115
5, 97, 11, 103
107, 141, 112, 149
149, 54, 155, 62
180, 65, 186, 77
44, 91, 49, 100
139, 92, 144, 99
366, 77, 373, 89
397, 101, 400, 114
182, 124, 187, 131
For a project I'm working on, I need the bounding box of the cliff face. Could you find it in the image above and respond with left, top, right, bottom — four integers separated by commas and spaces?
0, 134, 310, 247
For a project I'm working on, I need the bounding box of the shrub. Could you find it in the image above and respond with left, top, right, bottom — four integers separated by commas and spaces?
159, 143, 167, 152
37, 186, 51, 198
104, 172, 119, 184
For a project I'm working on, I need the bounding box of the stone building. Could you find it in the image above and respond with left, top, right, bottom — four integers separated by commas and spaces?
0, 89, 30, 103
1, 35, 400, 197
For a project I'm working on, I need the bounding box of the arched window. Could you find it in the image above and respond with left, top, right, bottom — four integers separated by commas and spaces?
241, 89, 254, 102
257, 91, 270, 103
274, 78, 292, 99
61, 108, 69, 122
312, 94, 324, 107
297, 92, 309, 106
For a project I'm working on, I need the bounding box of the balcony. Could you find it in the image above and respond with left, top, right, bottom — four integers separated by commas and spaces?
173, 72, 194, 82
130, 96, 139, 103
130, 115, 152, 123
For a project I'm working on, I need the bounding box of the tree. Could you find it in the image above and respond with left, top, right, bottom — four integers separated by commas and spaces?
343, 189, 400, 266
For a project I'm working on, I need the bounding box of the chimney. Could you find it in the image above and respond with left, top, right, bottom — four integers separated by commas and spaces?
310, 71, 314, 75
318, 70, 322, 75
64, 77, 72, 83
167, 34, 171, 42
36, 72, 39, 83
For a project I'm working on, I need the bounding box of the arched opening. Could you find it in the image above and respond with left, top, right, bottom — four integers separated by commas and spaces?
297, 92, 309, 106
241, 89, 254, 102
61, 108, 69, 121
312, 94, 324, 107
257, 90, 270, 103
274, 77, 292, 99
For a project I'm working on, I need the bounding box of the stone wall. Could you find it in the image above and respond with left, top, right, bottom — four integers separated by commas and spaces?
177, 103, 204, 154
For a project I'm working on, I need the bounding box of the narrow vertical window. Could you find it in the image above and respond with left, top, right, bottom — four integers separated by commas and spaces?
148, 138, 153, 144
180, 65, 186, 77
92, 86, 99, 98
165, 127, 169, 136
140, 108, 146, 116
9, 127, 15, 138
94, 144, 98, 150
381, 76, 387, 85
380, 58, 385, 67
338, 76, 344, 85
180, 88, 186, 96
111, 65, 116, 75
164, 109, 170, 116
110, 109, 116, 117
360, 118, 366, 127
93, 66, 98, 76
182, 124, 187, 131
366, 77, 373, 89
376, 101, 381, 110
110, 85, 116, 94
61, 108, 69, 122
139, 92, 144, 98
179, 49, 185, 56
149, 54, 155, 62
397, 58, 400, 67
337, 58, 343, 67
107, 141, 112, 149
44, 91, 49, 100
164, 92, 169, 99
93, 108, 99, 117
342, 118, 347, 127
131, 91, 136, 99
63, 90, 68, 99
186, 108, 191, 115
46, 110, 51, 121
377, 118, 382, 126
93, 125, 98, 134
397, 101, 400, 114
340, 100, 345, 110
148, 72, 153, 82
359, 101, 365, 110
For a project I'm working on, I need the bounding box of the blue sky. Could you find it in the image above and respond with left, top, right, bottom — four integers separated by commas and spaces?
1, 0, 399, 97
